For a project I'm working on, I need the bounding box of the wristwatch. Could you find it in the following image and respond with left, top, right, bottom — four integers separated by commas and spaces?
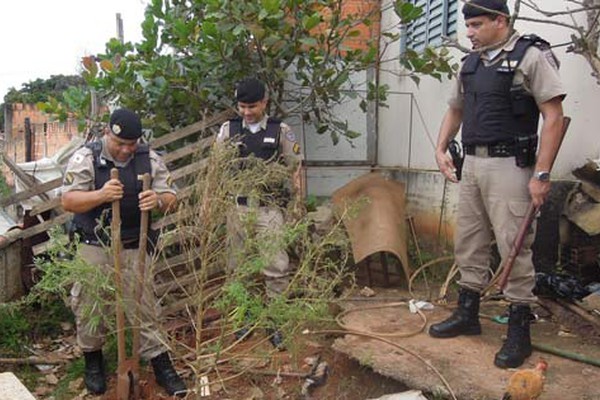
534, 171, 550, 182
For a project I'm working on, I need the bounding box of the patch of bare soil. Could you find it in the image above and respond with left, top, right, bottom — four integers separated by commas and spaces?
11, 315, 409, 400
333, 287, 600, 400
57, 333, 409, 400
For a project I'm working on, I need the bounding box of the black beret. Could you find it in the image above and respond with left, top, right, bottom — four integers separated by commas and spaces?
463, 0, 510, 19
109, 108, 143, 140
235, 78, 266, 103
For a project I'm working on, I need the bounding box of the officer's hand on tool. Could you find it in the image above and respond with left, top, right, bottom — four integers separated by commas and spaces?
435, 149, 458, 183
101, 179, 124, 203
528, 178, 550, 208
139, 190, 159, 211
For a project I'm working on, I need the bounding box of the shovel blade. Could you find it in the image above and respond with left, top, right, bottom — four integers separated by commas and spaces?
116, 361, 140, 400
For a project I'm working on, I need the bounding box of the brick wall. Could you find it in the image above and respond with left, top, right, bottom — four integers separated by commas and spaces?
341, 0, 381, 51
307, 0, 381, 53
6, 103, 77, 164
2, 103, 78, 187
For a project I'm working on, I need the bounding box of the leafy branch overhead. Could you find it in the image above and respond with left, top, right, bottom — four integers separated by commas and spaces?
40, 0, 457, 143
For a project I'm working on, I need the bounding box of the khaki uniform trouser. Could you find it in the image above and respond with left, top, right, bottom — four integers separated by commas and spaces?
227, 205, 291, 298
455, 150, 537, 304
69, 243, 167, 360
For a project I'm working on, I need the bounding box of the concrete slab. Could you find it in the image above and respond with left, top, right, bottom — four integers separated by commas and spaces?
0, 372, 36, 400
332, 289, 600, 400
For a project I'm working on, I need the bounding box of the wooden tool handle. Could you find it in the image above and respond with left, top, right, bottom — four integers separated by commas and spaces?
110, 168, 127, 369
497, 202, 539, 291
132, 173, 151, 363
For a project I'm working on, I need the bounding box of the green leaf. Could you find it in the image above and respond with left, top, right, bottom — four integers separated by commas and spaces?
202, 21, 218, 37
302, 14, 321, 31
261, 0, 280, 14
331, 131, 339, 145
299, 37, 318, 47
345, 130, 361, 139
317, 125, 329, 134
395, 1, 423, 23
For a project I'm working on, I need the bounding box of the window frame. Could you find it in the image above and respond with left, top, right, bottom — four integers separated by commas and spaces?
400, 0, 458, 53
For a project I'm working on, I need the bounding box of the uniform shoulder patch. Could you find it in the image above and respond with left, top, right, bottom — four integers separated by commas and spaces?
544, 49, 559, 70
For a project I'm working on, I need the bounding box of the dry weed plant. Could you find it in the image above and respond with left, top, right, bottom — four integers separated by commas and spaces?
19, 141, 359, 396
155, 142, 356, 391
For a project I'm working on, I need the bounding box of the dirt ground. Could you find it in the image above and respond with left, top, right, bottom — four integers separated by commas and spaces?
333, 286, 600, 400
8, 265, 600, 399
64, 334, 409, 400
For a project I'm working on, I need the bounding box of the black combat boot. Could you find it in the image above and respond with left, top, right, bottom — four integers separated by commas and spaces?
83, 350, 106, 394
429, 288, 482, 338
494, 304, 532, 368
151, 352, 187, 397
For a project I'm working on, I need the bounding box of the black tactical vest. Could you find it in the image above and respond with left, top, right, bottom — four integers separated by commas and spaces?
72, 140, 151, 242
460, 35, 553, 145
228, 117, 281, 161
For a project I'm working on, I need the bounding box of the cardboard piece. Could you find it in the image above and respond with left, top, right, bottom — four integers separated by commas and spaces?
332, 172, 411, 282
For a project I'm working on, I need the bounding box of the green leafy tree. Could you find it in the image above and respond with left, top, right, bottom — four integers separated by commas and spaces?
2, 75, 85, 105
0, 75, 85, 129
59, 0, 455, 142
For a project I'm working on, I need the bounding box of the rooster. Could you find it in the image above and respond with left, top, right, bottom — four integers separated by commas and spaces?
501, 359, 548, 400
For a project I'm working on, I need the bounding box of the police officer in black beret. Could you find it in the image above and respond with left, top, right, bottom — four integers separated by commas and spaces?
429, 0, 566, 369
61, 108, 187, 396
216, 78, 304, 350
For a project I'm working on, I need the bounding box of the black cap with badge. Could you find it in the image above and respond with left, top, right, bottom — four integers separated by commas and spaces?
235, 78, 266, 103
462, 0, 510, 19
109, 108, 143, 140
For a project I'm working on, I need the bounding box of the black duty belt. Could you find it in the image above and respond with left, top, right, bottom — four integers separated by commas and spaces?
464, 142, 516, 157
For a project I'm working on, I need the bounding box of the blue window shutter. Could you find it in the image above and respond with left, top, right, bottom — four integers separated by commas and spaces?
402, 0, 458, 53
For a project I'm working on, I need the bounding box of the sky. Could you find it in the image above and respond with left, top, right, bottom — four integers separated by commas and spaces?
0, 0, 148, 101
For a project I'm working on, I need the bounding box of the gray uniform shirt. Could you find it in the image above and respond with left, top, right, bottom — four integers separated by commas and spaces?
62, 136, 176, 195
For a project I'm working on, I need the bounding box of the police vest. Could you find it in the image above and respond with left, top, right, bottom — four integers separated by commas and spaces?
228, 117, 281, 161
460, 35, 554, 145
72, 141, 151, 242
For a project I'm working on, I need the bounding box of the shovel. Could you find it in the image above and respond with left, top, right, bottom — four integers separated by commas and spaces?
496, 116, 572, 291
496, 201, 539, 291
112, 168, 145, 400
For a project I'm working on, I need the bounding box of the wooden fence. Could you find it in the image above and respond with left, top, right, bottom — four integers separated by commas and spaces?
0, 110, 235, 315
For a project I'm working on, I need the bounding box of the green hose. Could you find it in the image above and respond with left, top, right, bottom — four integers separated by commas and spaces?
533, 342, 600, 368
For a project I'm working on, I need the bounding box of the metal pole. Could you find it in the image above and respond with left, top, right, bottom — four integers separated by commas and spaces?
24, 118, 33, 162
116, 13, 124, 43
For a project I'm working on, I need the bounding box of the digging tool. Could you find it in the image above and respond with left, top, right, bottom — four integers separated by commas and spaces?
111, 168, 140, 400
496, 116, 572, 291
496, 201, 539, 291
130, 173, 152, 388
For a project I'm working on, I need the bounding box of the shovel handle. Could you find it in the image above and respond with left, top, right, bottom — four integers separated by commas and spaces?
110, 169, 127, 368
132, 173, 151, 363
497, 202, 539, 291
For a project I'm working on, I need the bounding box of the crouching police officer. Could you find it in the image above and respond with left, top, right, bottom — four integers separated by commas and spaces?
430, 0, 566, 369
216, 78, 304, 350
61, 108, 187, 396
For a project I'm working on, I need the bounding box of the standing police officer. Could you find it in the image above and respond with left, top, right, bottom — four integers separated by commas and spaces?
61, 109, 187, 396
429, 0, 566, 369
216, 78, 304, 349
